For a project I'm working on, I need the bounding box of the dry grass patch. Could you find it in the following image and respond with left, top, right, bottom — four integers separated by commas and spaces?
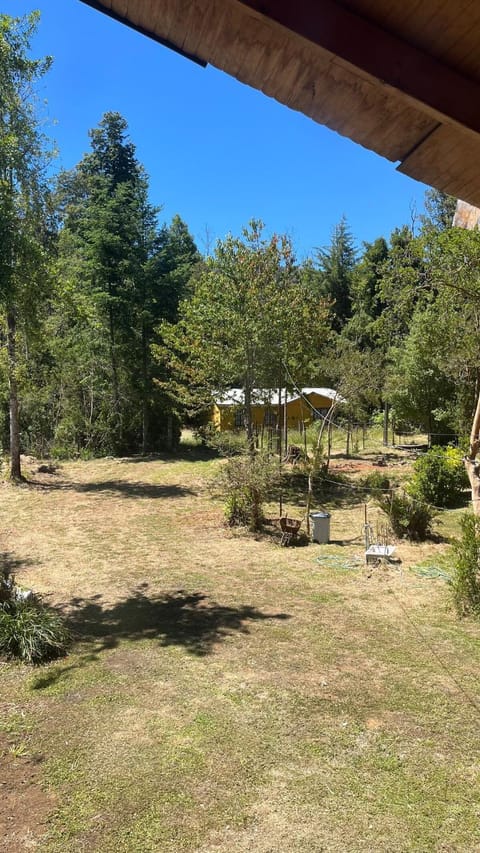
1, 452, 480, 852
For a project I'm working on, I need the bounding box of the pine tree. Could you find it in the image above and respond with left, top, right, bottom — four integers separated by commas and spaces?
316, 216, 356, 331
0, 12, 54, 479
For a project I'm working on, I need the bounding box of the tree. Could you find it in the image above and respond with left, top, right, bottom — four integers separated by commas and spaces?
315, 216, 356, 331
424, 227, 480, 510
386, 302, 455, 438
421, 188, 457, 234
163, 221, 330, 451
55, 113, 199, 455
0, 12, 53, 479
346, 236, 388, 348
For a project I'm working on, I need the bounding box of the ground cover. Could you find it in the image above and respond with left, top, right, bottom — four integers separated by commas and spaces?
1, 443, 480, 852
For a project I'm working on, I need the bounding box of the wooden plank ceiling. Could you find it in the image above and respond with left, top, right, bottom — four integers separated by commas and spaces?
81, 0, 480, 206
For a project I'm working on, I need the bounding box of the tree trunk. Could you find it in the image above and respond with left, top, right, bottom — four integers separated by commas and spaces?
141, 318, 149, 454
7, 308, 22, 481
465, 388, 480, 515
108, 299, 122, 448
383, 402, 390, 446
244, 380, 254, 455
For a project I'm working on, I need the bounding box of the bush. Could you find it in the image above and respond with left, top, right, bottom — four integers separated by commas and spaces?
360, 471, 391, 496
195, 424, 247, 457
377, 491, 434, 541
0, 599, 71, 665
409, 446, 468, 508
451, 513, 480, 617
217, 452, 278, 531
0, 565, 70, 665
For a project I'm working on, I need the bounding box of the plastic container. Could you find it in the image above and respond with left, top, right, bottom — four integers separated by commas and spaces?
309, 511, 331, 544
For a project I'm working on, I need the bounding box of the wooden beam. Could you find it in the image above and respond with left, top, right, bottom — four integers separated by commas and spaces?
79, 0, 207, 66
238, 0, 480, 138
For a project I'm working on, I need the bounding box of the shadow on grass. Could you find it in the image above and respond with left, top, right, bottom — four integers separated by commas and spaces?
274, 469, 367, 509
0, 551, 37, 577
44, 586, 291, 668
117, 444, 219, 464
29, 480, 197, 500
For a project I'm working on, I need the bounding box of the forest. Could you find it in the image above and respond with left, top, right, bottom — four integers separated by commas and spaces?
6, 13, 480, 851
3, 12, 480, 484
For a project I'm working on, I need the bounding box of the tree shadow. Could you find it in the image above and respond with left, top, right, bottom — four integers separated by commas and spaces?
29, 480, 197, 499
117, 444, 219, 464
0, 551, 37, 577
51, 585, 291, 663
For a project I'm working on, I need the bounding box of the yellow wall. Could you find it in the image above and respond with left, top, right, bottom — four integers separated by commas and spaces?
211, 392, 335, 432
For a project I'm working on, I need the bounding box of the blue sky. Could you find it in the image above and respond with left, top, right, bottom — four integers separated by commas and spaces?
5, 0, 430, 259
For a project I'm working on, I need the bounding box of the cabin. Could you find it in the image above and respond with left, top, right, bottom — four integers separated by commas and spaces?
212, 388, 343, 432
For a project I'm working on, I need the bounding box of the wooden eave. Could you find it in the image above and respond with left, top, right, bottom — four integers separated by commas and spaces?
80, 0, 480, 206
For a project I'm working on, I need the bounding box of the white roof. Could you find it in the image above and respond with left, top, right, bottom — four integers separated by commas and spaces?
214, 387, 344, 406
302, 388, 344, 402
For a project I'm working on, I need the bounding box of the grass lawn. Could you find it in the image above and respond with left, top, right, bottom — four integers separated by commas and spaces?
2, 443, 480, 852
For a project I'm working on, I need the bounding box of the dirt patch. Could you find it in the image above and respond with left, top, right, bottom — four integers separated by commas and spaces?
0, 734, 55, 852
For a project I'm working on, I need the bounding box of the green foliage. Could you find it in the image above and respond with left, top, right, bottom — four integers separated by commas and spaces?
377, 491, 434, 541
315, 216, 356, 331
0, 599, 70, 664
408, 446, 468, 508
421, 189, 457, 234
195, 424, 247, 457
360, 471, 391, 495
53, 112, 199, 457
162, 221, 330, 447
217, 453, 278, 532
451, 514, 480, 617
386, 303, 455, 436
0, 12, 54, 477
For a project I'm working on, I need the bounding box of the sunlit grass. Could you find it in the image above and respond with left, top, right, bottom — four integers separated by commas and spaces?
1, 445, 479, 851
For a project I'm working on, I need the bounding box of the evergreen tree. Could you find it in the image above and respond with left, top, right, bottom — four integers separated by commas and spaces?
0, 12, 54, 478
346, 236, 389, 347
55, 113, 199, 455
421, 188, 457, 234
316, 216, 356, 331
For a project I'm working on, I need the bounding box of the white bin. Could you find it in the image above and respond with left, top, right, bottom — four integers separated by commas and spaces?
310, 511, 331, 544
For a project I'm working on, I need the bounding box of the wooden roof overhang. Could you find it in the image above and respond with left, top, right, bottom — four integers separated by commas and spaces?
80, 0, 480, 206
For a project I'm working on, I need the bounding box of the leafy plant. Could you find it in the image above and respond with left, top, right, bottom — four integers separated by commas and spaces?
377, 491, 434, 541
217, 453, 278, 532
360, 471, 391, 496
195, 424, 247, 457
0, 565, 70, 665
0, 599, 71, 665
408, 446, 468, 508
451, 513, 480, 617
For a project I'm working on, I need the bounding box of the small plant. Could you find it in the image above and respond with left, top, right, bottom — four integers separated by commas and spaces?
217, 452, 278, 532
377, 491, 434, 541
408, 446, 468, 509
0, 565, 70, 665
195, 424, 247, 457
360, 471, 391, 496
0, 599, 71, 665
451, 513, 480, 617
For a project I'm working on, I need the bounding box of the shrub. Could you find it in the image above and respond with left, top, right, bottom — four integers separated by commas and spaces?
217, 452, 278, 531
0, 565, 70, 665
0, 599, 71, 665
377, 491, 434, 541
451, 513, 480, 618
195, 424, 247, 457
360, 471, 391, 496
408, 446, 468, 508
